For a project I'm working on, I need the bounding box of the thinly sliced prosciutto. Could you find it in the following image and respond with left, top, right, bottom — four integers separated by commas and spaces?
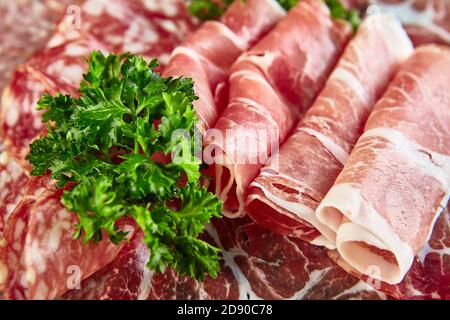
0, 187, 134, 299
208, 0, 352, 218
246, 14, 413, 244
162, 0, 286, 132
63, 217, 385, 300
316, 45, 450, 285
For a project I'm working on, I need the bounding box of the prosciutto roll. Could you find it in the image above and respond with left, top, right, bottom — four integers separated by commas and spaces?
246, 14, 413, 245
162, 0, 286, 132
208, 0, 352, 218
316, 45, 450, 284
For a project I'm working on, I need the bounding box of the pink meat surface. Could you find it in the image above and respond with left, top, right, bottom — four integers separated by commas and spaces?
347, 0, 450, 46
210, 0, 352, 218
246, 14, 413, 242
64, 218, 385, 300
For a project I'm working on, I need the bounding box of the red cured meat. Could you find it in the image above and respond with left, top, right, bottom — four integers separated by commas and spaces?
0, 151, 30, 234
316, 45, 450, 285
1, 0, 198, 156
246, 14, 413, 243
163, 0, 286, 132
0, 0, 75, 92
209, 0, 352, 218
346, 0, 450, 47
0, 37, 104, 155
27, 36, 107, 95
0, 68, 53, 155
64, 218, 385, 300
49, 0, 196, 66
330, 201, 450, 299
1, 189, 134, 299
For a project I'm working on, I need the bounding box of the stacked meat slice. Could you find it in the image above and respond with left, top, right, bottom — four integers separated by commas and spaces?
246, 14, 413, 245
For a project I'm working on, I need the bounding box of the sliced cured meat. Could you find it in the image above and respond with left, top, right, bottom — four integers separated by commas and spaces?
163, 0, 286, 132
0, 150, 30, 236
1, 189, 134, 299
0, 67, 56, 156
209, 0, 352, 218
63, 217, 385, 300
246, 15, 413, 243
65, 230, 240, 300
27, 36, 107, 95
49, 0, 196, 65
316, 45, 450, 285
348, 0, 450, 46
330, 201, 450, 299
1, 36, 104, 155
0, 0, 74, 92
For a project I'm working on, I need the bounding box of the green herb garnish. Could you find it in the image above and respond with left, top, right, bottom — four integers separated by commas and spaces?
188, 0, 360, 32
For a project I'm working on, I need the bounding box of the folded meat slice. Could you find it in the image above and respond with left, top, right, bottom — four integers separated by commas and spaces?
316, 45, 450, 285
0, 188, 134, 299
246, 14, 413, 244
162, 0, 286, 132
209, 0, 352, 218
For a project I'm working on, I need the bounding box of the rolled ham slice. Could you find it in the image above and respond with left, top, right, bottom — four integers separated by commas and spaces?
162, 0, 286, 132
246, 14, 414, 245
208, 0, 352, 218
316, 45, 450, 284
0, 188, 134, 299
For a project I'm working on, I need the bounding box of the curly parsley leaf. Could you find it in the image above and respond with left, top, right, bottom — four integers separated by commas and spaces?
26, 51, 222, 280
188, 0, 234, 20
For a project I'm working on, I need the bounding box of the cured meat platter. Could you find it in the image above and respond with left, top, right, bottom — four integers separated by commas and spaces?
0, 0, 449, 300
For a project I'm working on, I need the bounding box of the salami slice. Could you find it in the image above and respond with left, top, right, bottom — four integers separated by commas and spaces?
27, 36, 107, 95
0, 68, 53, 156
0, 35, 108, 155
163, 0, 286, 132
209, 0, 352, 218
63, 217, 387, 300
0, 0, 73, 92
0, 150, 30, 236
316, 45, 450, 285
1, 189, 134, 300
246, 14, 413, 243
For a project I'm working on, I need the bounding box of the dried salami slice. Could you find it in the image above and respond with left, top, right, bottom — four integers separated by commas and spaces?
2, 189, 134, 300
49, 0, 196, 66
1, 36, 106, 155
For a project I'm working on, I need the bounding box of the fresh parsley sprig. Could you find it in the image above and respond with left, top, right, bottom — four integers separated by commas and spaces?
188, 0, 361, 31
26, 51, 222, 281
